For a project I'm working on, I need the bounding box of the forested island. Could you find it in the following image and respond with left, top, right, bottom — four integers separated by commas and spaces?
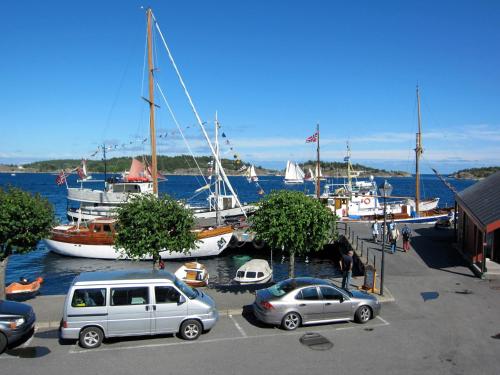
449, 166, 500, 179
1, 155, 408, 177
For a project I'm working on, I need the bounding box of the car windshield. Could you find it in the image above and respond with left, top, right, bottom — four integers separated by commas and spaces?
268, 279, 300, 297
174, 277, 198, 299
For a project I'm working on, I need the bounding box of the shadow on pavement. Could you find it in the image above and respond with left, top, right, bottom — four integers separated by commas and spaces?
412, 227, 474, 277
240, 304, 275, 329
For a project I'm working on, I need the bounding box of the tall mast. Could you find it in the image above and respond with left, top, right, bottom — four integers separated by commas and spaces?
102, 143, 107, 183
346, 141, 352, 190
415, 86, 423, 217
214, 112, 221, 226
315, 123, 320, 198
147, 8, 158, 195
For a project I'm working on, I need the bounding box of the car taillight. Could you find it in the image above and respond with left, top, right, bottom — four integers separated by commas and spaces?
260, 301, 274, 310
61, 320, 68, 328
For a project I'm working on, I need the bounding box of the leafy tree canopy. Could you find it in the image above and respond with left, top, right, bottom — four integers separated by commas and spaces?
0, 187, 54, 259
114, 194, 198, 264
251, 190, 336, 255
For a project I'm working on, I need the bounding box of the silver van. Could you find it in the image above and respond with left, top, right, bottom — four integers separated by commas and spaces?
60, 270, 218, 349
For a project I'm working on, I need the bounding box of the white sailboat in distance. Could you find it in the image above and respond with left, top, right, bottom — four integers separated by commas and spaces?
284, 161, 305, 184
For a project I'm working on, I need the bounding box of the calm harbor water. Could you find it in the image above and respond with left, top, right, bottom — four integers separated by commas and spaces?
1, 172, 475, 295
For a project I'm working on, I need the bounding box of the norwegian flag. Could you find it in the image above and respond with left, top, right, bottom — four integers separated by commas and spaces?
56, 171, 66, 186
76, 167, 86, 180
305, 132, 318, 143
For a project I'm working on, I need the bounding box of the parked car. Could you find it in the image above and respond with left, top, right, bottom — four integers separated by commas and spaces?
0, 300, 36, 354
60, 269, 219, 349
253, 277, 380, 330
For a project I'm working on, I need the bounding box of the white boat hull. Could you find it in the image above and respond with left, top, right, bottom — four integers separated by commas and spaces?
235, 273, 273, 285
44, 232, 233, 260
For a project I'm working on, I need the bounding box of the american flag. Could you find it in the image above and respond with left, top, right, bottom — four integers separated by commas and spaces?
305, 132, 318, 143
56, 171, 66, 186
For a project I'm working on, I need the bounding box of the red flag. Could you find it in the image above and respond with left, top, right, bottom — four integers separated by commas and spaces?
306, 132, 318, 143
56, 171, 66, 186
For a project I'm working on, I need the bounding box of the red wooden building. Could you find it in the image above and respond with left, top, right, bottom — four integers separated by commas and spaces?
455, 171, 500, 277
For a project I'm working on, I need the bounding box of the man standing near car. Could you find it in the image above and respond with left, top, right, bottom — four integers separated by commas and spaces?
340, 250, 354, 291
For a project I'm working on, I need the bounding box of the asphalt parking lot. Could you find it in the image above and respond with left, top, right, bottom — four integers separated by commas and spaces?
1, 310, 390, 360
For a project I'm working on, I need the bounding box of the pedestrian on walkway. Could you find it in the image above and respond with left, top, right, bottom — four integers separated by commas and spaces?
340, 250, 354, 291
389, 227, 399, 254
372, 220, 380, 243
401, 224, 411, 252
387, 219, 396, 242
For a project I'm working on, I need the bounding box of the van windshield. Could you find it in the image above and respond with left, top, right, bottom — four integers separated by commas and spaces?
174, 277, 198, 299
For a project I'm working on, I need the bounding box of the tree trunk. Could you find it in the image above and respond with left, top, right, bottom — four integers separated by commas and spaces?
288, 252, 295, 278
0, 256, 9, 300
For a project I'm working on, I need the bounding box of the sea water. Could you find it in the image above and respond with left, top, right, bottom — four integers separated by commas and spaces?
0, 173, 475, 294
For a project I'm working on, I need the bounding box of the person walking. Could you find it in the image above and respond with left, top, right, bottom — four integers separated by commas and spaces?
390, 226, 399, 254
340, 250, 354, 291
372, 220, 380, 243
401, 224, 411, 252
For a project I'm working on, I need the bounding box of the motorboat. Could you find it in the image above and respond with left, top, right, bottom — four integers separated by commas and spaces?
174, 262, 209, 287
234, 259, 273, 284
6, 277, 43, 300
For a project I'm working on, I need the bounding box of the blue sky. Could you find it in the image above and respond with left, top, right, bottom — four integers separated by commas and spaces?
1, 0, 499, 174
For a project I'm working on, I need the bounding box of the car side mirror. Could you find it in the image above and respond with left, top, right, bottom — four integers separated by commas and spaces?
178, 295, 186, 305
337, 295, 344, 303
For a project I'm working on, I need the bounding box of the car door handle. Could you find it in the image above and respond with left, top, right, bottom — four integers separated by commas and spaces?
299, 304, 306, 307
325, 303, 332, 306
145, 305, 150, 311
153, 305, 156, 311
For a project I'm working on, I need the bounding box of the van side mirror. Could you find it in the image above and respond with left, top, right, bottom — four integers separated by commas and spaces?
178, 295, 186, 304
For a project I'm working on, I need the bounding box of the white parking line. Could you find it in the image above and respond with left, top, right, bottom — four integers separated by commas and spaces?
69, 317, 390, 354
229, 314, 247, 337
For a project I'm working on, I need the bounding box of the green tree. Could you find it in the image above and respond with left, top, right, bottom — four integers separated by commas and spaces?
0, 187, 54, 299
251, 190, 336, 278
114, 194, 198, 268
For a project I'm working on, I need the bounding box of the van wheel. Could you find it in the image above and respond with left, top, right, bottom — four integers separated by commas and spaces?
79, 327, 104, 349
180, 320, 202, 340
0, 332, 7, 354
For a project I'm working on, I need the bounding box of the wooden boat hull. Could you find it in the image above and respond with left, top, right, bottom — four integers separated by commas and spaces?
6, 277, 43, 299
44, 228, 233, 260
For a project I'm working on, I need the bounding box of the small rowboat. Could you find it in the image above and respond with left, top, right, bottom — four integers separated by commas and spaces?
6, 277, 44, 299
174, 262, 209, 287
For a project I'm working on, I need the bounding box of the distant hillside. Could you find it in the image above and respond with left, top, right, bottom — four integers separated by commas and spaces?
450, 166, 500, 179
299, 160, 410, 177
21, 156, 261, 175
15, 156, 407, 177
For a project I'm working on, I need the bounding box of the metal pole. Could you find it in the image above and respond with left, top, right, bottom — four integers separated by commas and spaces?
381, 196, 387, 295
360, 241, 364, 256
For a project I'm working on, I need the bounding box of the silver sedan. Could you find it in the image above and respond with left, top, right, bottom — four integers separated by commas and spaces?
252, 277, 381, 330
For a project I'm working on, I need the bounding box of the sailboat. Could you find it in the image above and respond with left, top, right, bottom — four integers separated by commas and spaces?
284, 161, 305, 184
246, 165, 259, 183
44, 8, 234, 259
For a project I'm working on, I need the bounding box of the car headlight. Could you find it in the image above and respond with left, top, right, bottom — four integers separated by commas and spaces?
11, 317, 25, 328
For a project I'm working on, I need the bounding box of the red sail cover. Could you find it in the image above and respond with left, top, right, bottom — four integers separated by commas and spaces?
125, 159, 151, 182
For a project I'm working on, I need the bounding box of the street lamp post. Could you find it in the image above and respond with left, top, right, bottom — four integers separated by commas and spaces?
378, 180, 393, 296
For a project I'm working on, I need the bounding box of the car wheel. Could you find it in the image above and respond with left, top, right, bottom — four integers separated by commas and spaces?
355, 306, 372, 324
180, 320, 202, 340
0, 332, 7, 354
281, 312, 301, 331
79, 326, 104, 349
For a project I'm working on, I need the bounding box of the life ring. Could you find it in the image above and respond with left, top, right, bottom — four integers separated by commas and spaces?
364, 198, 371, 205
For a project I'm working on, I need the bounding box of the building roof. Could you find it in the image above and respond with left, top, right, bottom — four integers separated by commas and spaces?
456, 171, 500, 233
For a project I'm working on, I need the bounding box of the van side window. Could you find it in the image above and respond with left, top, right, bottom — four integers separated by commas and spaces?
111, 287, 149, 306
155, 286, 181, 304
71, 288, 106, 307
